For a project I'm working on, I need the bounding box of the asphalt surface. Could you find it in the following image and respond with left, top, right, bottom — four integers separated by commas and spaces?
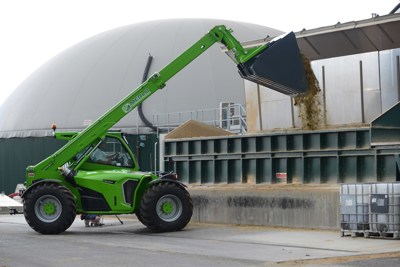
0, 214, 399, 267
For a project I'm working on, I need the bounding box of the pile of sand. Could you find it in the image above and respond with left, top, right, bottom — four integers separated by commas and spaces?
165, 120, 234, 139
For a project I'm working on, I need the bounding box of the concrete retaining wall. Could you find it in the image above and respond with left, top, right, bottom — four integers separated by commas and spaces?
188, 186, 339, 230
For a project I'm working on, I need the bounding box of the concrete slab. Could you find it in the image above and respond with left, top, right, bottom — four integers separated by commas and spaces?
0, 214, 399, 267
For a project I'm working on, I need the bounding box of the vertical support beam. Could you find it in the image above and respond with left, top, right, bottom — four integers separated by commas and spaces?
290, 98, 295, 128
359, 60, 365, 123
338, 155, 343, 184
159, 134, 165, 172
256, 84, 263, 130
397, 55, 400, 102
374, 150, 378, 182
397, 158, 400, 182
154, 141, 158, 173
377, 51, 382, 115
334, 155, 340, 184
394, 154, 400, 182
322, 66, 327, 126
301, 155, 305, 184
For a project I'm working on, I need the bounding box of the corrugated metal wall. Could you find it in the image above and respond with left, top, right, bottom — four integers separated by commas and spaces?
245, 49, 400, 132
0, 134, 158, 194
0, 137, 66, 194
125, 134, 159, 172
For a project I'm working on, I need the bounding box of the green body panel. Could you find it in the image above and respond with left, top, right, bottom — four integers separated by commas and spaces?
24, 25, 294, 215
74, 170, 154, 214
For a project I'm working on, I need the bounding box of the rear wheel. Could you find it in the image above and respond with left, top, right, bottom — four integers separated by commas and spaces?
139, 182, 192, 232
24, 183, 76, 234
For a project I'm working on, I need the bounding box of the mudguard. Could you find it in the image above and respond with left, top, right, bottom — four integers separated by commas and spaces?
21, 179, 63, 198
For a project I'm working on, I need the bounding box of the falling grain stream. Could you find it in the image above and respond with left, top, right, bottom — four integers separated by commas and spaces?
294, 55, 322, 130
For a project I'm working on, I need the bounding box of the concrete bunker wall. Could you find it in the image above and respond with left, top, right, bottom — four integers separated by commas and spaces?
189, 186, 339, 230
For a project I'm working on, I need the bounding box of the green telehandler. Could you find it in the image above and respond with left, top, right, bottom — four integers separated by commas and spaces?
22, 25, 308, 234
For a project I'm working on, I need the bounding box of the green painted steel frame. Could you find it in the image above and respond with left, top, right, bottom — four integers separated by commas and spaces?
164, 128, 400, 184
371, 101, 400, 145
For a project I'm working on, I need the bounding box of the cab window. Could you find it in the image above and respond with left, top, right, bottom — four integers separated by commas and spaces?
88, 137, 134, 168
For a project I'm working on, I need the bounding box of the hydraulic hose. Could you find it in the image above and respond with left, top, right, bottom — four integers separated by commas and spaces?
389, 3, 400, 14
138, 54, 158, 132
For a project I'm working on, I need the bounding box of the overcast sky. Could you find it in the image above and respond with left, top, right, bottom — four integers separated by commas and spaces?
0, 0, 398, 106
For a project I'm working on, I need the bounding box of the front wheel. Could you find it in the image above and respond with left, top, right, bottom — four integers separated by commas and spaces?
24, 183, 76, 234
139, 182, 192, 232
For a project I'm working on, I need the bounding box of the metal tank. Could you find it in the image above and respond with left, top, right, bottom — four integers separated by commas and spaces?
340, 183, 371, 236
369, 182, 400, 237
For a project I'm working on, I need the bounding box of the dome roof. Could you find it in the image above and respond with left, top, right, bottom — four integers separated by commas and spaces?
0, 19, 282, 137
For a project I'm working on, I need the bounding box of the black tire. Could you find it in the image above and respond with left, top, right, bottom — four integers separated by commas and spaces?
135, 210, 144, 224
23, 183, 76, 234
139, 182, 193, 232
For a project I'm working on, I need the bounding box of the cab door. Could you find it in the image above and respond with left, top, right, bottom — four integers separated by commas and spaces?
81, 135, 138, 171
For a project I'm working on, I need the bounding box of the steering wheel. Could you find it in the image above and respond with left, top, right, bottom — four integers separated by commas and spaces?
113, 152, 125, 165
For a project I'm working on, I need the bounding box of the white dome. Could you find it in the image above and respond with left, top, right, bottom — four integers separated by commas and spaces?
0, 19, 282, 137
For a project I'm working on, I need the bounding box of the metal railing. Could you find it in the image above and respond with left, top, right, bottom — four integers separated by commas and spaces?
152, 103, 247, 134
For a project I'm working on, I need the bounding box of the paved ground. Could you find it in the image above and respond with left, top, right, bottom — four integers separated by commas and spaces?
0, 214, 399, 267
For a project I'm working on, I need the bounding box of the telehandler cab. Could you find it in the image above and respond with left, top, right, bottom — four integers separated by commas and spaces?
22, 25, 308, 234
